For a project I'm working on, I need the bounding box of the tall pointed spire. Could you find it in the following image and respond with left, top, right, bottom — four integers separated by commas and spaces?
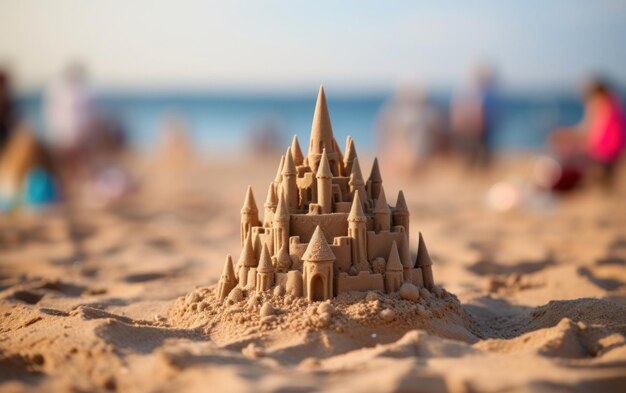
274, 187, 289, 220
416, 232, 434, 289
241, 186, 258, 214
221, 254, 237, 280
238, 232, 257, 267
344, 136, 358, 176
282, 147, 297, 176
218, 254, 237, 302
264, 182, 277, 208
348, 192, 366, 222
373, 187, 390, 214
316, 148, 333, 179
308, 86, 334, 155
274, 155, 285, 184
368, 157, 383, 200
291, 135, 304, 166
257, 243, 274, 273
386, 241, 403, 272
395, 190, 408, 213
302, 226, 336, 262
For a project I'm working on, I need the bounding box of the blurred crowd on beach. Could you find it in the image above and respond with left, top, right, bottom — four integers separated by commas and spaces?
1, 61, 624, 215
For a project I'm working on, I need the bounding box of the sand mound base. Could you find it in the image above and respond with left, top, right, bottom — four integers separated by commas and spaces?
169, 285, 482, 361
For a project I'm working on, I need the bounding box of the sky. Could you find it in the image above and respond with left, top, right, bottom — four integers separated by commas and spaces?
1, 0, 625, 92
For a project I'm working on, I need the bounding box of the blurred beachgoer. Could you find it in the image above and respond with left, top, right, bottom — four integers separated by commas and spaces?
248, 117, 284, 157
44, 63, 132, 203
0, 123, 59, 211
376, 85, 446, 173
451, 64, 499, 167
0, 70, 17, 154
548, 77, 626, 189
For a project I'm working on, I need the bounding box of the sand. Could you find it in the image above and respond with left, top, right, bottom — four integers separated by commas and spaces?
1, 155, 625, 392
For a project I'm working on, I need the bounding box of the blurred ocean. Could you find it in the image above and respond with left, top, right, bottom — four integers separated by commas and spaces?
17, 90, 587, 154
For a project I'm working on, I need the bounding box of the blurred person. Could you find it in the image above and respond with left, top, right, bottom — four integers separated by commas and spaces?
376, 85, 446, 173
156, 112, 194, 172
0, 69, 17, 154
547, 77, 626, 190
44, 63, 132, 204
0, 122, 59, 211
450, 64, 499, 167
248, 117, 284, 157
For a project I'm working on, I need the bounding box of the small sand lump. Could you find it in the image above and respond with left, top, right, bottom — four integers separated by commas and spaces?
399, 283, 420, 301
227, 288, 244, 303
380, 308, 396, 321
317, 301, 334, 315
260, 302, 275, 317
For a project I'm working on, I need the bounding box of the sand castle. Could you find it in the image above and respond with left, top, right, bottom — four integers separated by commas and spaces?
218, 86, 435, 303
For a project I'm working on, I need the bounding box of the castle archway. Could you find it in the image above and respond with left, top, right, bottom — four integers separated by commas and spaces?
311, 275, 325, 301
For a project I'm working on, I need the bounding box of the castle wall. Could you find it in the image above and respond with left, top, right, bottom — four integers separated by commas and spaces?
366, 227, 411, 267
330, 237, 351, 274
336, 271, 384, 295
409, 268, 424, 287
290, 213, 349, 243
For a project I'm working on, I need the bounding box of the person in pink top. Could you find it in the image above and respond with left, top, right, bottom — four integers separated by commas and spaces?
548, 78, 625, 190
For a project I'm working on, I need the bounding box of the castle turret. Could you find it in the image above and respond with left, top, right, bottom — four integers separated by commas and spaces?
385, 241, 404, 293
308, 86, 340, 175
256, 243, 275, 292
343, 136, 358, 177
273, 155, 285, 189
348, 156, 367, 208
416, 232, 434, 290
373, 187, 391, 232
348, 192, 369, 271
302, 226, 335, 301
282, 147, 298, 211
263, 183, 277, 228
240, 186, 260, 246
316, 148, 333, 214
392, 190, 410, 237
217, 255, 237, 302
237, 233, 257, 288
273, 189, 290, 256
368, 157, 383, 200
275, 244, 292, 272
291, 135, 304, 166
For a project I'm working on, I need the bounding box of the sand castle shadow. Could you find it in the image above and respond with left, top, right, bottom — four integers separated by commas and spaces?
577, 266, 625, 291
467, 253, 555, 276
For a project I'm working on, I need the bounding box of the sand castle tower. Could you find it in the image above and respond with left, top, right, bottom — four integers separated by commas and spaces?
256, 244, 275, 292
221, 85, 437, 303
416, 232, 434, 289
308, 87, 340, 175
302, 226, 335, 301
385, 241, 404, 293
217, 255, 237, 302
241, 186, 260, 246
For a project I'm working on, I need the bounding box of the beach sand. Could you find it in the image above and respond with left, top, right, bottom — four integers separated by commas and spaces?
1, 156, 625, 392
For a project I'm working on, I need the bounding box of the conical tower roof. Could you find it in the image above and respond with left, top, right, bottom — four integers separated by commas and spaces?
348, 192, 367, 222
238, 233, 257, 267
241, 186, 258, 214
374, 187, 390, 214
274, 155, 285, 184
274, 188, 289, 220
348, 156, 365, 187
386, 241, 403, 272
308, 86, 335, 155
282, 147, 297, 175
302, 226, 336, 262
369, 157, 382, 183
221, 255, 237, 282
264, 182, 277, 208
291, 135, 304, 166
316, 148, 333, 179
395, 190, 408, 214
415, 232, 433, 268
257, 243, 274, 273
344, 136, 358, 174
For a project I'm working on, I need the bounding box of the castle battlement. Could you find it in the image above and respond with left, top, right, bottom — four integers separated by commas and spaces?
219, 86, 435, 303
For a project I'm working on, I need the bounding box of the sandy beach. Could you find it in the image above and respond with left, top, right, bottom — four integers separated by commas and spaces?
1, 155, 625, 392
